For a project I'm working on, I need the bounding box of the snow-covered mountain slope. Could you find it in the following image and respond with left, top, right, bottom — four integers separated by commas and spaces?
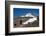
20, 13, 34, 17
22, 17, 37, 24
20, 13, 37, 24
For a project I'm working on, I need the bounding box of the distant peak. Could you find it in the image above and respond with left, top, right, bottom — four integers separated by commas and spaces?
20, 13, 34, 17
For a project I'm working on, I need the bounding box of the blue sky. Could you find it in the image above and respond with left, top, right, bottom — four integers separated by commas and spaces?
13, 8, 39, 16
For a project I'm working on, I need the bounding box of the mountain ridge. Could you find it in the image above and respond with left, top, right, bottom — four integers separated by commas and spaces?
20, 13, 35, 17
